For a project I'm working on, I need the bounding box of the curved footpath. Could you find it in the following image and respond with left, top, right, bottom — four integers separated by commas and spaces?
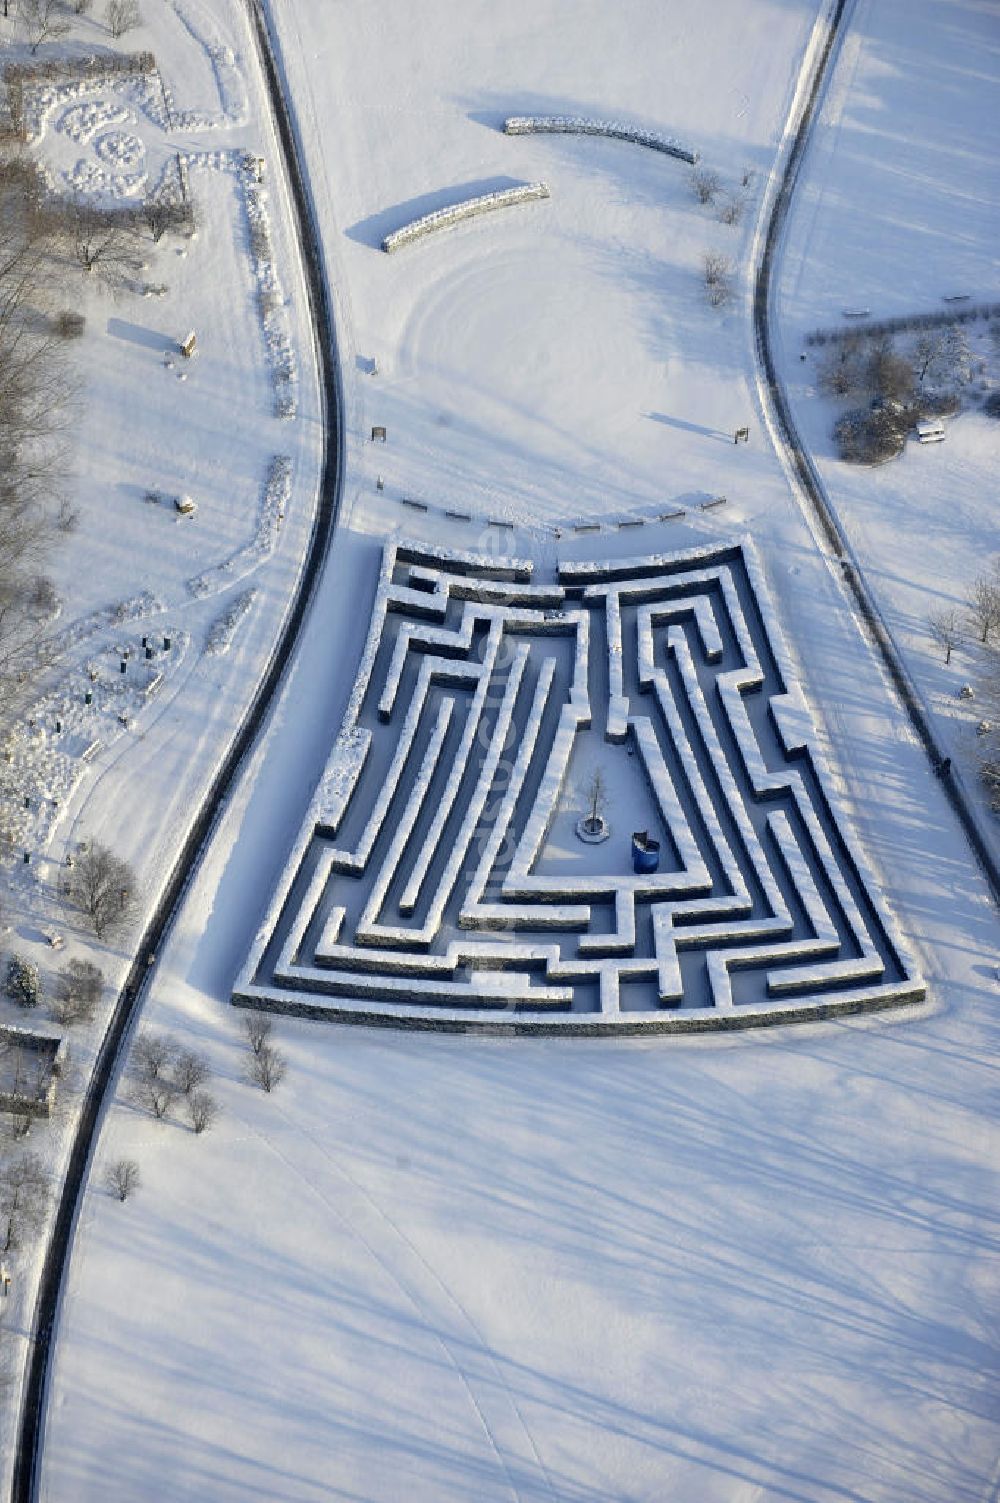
10, 1, 346, 1498
752, 0, 1000, 905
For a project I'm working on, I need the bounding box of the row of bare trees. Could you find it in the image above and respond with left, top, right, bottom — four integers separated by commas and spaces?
0, 155, 194, 695
929, 567, 1000, 665
0, 157, 75, 690
7, 0, 141, 53
125, 1015, 288, 1129
104, 1018, 287, 1208
128, 1031, 217, 1130
690, 165, 754, 227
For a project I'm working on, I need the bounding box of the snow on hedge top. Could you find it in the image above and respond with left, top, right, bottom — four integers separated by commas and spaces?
381, 183, 551, 252
504, 115, 697, 165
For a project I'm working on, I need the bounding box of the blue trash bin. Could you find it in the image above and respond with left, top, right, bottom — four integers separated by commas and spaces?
632, 830, 660, 874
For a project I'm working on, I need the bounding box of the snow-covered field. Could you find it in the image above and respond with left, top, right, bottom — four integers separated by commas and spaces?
1, 0, 996, 1498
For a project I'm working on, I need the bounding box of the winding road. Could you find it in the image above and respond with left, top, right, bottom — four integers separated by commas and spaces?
11, 3, 346, 1498
751, 0, 1000, 904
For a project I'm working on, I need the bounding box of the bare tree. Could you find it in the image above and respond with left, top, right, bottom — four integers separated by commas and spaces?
143, 196, 190, 244
27, 572, 58, 616
912, 331, 953, 389
866, 340, 915, 405
187, 1090, 218, 1134
817, 334, 866, 399
928, 607, 962, 666
131, 1075, 176, 1119
703, 252, 734, 308
968, 575, 1000, 645
61, 197, 144, 291
243, 1011, 272, 1057
173, 1047, 210, 1096
131, 1031, 176, 1081
981, 754, 1000, 813
106, 1158, 140, 1201
68, 842, 137, 938
105, 0, 139, 36
718, 193, 746, 226
18, 0, 70, 52
0, 1150, 47, 1251
583, 767, 608, 836
690, 168, 720, 205
52, 958, 104, 1024
128, 1031, 179, 1118
248, 1043, 286, 1094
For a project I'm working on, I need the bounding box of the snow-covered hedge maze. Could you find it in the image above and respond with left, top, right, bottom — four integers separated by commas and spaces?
233, 540, 924, 1034
504, 115, 697, 164
381, 184, 551, 253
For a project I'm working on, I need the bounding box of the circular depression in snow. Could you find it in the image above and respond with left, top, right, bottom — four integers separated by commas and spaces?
391, 239, 669, 513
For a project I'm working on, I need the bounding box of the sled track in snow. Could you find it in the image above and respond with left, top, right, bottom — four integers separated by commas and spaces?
751, 0, 1000, 906
10, 2, 347, 1499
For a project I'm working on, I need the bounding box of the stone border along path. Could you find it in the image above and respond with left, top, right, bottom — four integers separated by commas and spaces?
234, 537, 925, 1035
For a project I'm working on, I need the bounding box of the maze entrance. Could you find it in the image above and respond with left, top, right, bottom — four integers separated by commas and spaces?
233, 539, 924, 1034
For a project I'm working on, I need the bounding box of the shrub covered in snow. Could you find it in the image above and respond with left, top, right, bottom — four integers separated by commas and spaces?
833, 405, 909, 466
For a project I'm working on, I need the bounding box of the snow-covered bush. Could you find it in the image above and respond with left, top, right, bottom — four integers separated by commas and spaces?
6, 955, 41, 1009
703, 252, 734, 308
690, 168, 720, 203
832, 405, 908, 466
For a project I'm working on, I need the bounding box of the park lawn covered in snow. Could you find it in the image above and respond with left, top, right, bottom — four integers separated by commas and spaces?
776, 0, 1000, 847
0, 0, 322, 1490
283, 0, 822, 532
24, 0, 1000, 1499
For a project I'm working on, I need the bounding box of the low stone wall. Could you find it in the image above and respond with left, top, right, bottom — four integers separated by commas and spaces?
381, 183, 550, 252
504, 115, 697, 165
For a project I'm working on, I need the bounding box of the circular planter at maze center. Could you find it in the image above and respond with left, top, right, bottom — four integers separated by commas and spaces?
575, 813, 610, 844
